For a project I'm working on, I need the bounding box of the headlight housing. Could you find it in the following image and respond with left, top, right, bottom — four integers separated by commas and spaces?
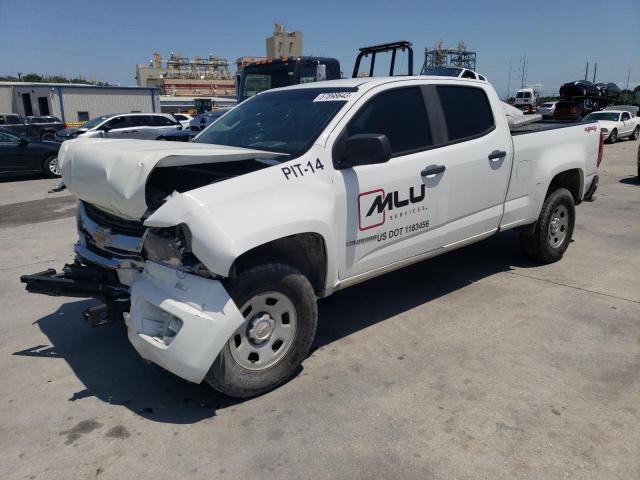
142, 224, 212, 277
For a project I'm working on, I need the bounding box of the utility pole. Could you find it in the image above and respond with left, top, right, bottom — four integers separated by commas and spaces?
17, 72, 22, 81
584, 61, 589, 81
520, 56, 527, 89
506, 58, 512, 100
625, 67, 631, 91
625, 67, 631, 102
592, 63, 597, 83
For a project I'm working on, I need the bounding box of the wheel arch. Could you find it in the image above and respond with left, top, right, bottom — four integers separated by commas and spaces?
547, 168, 583, 204
229, 232, 329, 297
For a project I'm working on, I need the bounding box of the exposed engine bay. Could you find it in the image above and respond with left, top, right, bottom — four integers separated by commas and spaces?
145, 159, 276, 211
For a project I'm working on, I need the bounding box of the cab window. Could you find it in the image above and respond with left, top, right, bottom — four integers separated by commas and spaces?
621, 112, 630, 121
345, 87, 432, 156
436, 86, 495, 142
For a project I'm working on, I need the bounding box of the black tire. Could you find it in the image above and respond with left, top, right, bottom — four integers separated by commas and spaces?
40, 132, 55, 142
205, 263, 318, 398
607, 129, 617, 144
520, 187, 575, 263
631, 126, 639, 141
156, 136, 165, 141
43, 155, 60, 178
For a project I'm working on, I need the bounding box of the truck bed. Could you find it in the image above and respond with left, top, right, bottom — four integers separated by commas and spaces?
510, 119, 595, 136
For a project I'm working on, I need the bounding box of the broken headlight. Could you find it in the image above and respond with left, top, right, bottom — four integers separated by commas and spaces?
142, 224, 212, 277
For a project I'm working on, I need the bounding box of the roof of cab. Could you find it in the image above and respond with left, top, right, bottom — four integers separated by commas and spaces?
274, 75, 488, 93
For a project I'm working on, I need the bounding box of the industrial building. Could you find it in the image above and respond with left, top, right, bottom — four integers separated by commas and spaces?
266, 23, 302, 59
136, 52, 236, 98
0, 82, 159, 124
421, 41, 477, 72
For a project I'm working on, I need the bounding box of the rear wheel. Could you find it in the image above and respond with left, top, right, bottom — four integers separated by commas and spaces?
607, 129, 617, 144
205, 263, 317, 398
43, 155, 60, 178
520, 187, 575, 263
40, 132, 55, 142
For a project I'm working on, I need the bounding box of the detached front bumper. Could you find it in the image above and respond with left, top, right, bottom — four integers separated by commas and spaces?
125, 261, 244, 383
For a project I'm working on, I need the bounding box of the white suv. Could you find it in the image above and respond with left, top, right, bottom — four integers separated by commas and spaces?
55, 113, 182, 141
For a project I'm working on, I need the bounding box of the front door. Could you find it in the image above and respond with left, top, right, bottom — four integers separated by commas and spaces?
0, 130, 26, 174
334, 85, 449, 279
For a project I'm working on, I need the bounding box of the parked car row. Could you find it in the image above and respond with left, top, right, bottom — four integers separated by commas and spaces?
54, 113, 183, 141
0, 113, 65, 141
0, 127, 61, 178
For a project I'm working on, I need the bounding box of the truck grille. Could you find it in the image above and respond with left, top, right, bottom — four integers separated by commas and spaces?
83, 202, 146, 237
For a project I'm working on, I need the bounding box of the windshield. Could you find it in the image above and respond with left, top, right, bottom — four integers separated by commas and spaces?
240, 63, 295, 101
195, 88, 353, 157
422, 67, 462, 77
80, 115, 110, 130
584, 112, 620, 122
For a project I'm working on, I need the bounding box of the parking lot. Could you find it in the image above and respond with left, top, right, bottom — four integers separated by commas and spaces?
0, 140, 638, 479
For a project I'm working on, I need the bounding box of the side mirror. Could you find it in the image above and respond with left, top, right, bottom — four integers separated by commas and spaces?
19, 137, 29, 146
335, 134, 392, 169
99, 124, 111, 132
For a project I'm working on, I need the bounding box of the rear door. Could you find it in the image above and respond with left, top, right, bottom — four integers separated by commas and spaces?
334, 84, 450, 278
432, 83, 514, 247
150, 115, 181, 138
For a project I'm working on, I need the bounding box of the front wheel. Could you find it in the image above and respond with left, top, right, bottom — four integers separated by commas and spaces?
630, 126, 639, 141
520, 187, 575, 263
205, 263, 318, 398
43, 155, 60, 178
607, 129, 617, 144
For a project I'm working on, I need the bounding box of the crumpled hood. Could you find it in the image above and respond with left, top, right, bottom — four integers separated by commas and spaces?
59, 138, 283, 220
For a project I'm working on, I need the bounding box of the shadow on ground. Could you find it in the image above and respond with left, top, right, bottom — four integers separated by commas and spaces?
14, 230, 536, 424
619, 176, 639, 186
0, 173, 45, 183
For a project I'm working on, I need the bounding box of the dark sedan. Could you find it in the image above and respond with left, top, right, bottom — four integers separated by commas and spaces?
0, 128, 62, 178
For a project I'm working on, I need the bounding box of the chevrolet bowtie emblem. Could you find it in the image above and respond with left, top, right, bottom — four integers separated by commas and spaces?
92, 228, 113, 248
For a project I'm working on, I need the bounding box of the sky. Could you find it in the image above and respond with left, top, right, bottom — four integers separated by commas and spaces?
0, 0, 638, 98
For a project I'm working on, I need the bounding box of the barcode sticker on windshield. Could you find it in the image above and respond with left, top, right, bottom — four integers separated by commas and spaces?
313, 92, 354, 102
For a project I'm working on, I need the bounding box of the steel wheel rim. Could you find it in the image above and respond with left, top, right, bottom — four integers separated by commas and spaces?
48, 157, 60, 176
548, 204, 569, 249
229, 291, 297, 371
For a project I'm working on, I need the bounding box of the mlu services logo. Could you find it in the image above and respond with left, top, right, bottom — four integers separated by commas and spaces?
358, 184, 426, 231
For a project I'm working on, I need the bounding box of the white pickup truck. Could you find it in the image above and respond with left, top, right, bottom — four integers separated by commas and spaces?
22, 76, 603, 398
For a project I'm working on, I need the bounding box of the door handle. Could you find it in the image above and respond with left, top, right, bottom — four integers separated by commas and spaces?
130, 130, 138, 133
421, 164, 446, 177
121, 131, 130, 134
488, 150, 507, 161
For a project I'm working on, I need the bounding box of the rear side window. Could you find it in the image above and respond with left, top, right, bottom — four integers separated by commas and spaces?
437, 86, 494, 142
346, 87, 432, 155
106, 116, 134, 129
152, 115, 177, 126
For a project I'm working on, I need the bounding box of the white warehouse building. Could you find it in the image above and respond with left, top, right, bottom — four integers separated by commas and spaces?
0, 82, 159, 125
